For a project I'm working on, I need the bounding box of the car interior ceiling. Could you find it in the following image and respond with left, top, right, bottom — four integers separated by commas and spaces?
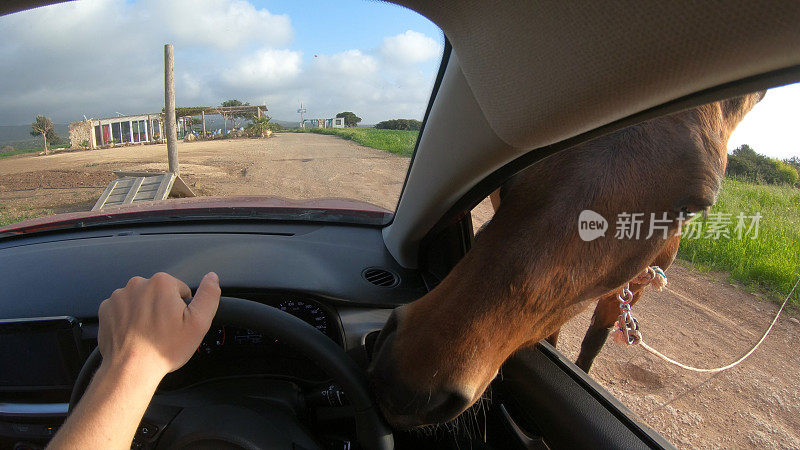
1, 1, 799, 450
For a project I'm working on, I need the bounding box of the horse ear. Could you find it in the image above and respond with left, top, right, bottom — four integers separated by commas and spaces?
720, 90, 766, 130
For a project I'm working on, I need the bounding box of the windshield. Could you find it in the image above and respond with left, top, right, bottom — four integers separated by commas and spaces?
0, 0, 443, 228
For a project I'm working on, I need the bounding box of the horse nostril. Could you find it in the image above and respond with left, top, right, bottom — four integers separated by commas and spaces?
426, 388, 473, 421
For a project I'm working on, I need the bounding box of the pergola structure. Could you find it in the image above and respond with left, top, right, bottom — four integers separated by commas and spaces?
176, 105, 268, 137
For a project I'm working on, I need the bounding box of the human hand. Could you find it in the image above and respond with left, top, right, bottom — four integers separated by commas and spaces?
97, 272, 221, 378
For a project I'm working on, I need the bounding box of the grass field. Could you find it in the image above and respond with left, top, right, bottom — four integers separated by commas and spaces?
678, 178, 800, 303
0, 203, 53, 227
0, 143, 70, 159
285, 127, 418, 157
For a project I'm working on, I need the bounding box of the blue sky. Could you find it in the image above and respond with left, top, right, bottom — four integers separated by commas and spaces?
257, 1, 441, 58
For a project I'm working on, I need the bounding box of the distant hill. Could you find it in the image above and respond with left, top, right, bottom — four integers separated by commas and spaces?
0, 124, 69, 149
271, 119, 299, 128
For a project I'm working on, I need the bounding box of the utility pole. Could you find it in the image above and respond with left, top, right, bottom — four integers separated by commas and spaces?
297, 102, 306, 128
164, 43, 179, 175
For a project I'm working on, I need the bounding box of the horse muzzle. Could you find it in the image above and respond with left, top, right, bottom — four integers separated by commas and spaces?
368, 306, 474, 429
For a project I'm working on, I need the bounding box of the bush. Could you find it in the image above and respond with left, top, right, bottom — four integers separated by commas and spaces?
773, 160, 799, 185
1, 145, 15, 153
374, 119, 422, 131
726, 144, 799, 185
245, 116, 281, 137
784, 157, 800, 183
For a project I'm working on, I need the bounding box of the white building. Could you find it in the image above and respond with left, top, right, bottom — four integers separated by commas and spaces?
90, 114, 163, 147
302, 117, 345, 129
70, 114, 163, 149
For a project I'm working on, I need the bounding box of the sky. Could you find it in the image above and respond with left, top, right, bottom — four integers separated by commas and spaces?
727, 83, 800, 160
0, 0, 797, 160
0, 0, 443, 126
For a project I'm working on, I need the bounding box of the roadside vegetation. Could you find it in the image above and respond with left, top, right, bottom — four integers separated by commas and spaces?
0, 143, 70, 159
286, 127, 418, 157
0, 203, 53, 227
678, 178, 800, 304
727, 144, 799, 186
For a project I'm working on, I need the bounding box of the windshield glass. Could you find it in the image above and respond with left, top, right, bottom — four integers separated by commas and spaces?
0, 0, 443, 228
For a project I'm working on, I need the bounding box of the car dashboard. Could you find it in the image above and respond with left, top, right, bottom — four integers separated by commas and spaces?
0, 220, 428, 446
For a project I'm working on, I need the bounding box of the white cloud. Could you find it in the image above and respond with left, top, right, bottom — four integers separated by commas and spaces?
157, 0, 293, 50
179, 73, 203, 102
222, 49, 302, 87
379, 30, 441, 65
313, 50, 378, 78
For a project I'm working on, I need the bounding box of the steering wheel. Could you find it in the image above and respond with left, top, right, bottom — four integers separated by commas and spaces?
70, 297, 393, 450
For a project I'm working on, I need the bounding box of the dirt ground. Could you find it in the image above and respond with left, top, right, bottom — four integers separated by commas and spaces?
1, 134, 797, 448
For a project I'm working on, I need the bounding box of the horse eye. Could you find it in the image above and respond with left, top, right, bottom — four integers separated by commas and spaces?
678, 205, 709, 220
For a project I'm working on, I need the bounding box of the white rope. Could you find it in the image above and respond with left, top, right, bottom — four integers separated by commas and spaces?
638, 276, 800, 373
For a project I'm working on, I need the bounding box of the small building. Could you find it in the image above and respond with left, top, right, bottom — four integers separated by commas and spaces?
302, 117, 345, 129
70, 114, 164, 149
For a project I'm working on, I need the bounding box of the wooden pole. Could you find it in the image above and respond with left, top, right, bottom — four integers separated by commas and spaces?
201, 111, 206, 137
164, 44, 179, 175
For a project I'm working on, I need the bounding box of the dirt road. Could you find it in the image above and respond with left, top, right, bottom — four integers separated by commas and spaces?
558, 264, 799, 448
0, 133, 417, 213
1, 134, 797, 448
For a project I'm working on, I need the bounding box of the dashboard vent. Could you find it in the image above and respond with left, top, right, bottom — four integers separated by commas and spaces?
362, 268, 398, 287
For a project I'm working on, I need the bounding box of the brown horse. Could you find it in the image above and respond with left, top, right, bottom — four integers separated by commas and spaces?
369, 92, 764, 429
488, 190, 682, 373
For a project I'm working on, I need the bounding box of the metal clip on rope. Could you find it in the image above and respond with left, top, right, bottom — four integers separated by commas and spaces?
615, 286, 642, 345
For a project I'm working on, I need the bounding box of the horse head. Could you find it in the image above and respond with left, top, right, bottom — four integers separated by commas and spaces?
369, 92, 764, 429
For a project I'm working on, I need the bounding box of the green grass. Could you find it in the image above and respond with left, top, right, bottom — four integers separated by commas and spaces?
285, 127, 418, 157
0, 147, 40, 159
0, 204, 53, 227
0, 143, 70, 159
678, 178, 800, 304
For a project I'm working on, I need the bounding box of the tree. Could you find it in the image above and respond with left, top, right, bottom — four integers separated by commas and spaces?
222, 99, 251, 129
784, 156, 800, 176
727, 144, 799, 185
773, 160, 799, 185
246, 116, 272, 137
336, 111, 361, 127
375, 119, 422, 131
30, 115, 54, 155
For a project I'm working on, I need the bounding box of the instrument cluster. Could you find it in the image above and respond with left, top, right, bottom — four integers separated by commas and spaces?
198, 297, 338, 355
161, 295, 341, 389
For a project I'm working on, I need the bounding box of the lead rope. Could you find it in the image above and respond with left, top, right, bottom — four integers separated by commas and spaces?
612, 267, 799, 374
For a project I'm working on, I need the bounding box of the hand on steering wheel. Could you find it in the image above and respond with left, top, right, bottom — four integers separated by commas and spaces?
68, 274, 393, 450
97, 272, 221, 377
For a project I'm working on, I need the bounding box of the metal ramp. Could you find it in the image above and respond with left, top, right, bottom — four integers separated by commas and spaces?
92, 171, 195, 211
